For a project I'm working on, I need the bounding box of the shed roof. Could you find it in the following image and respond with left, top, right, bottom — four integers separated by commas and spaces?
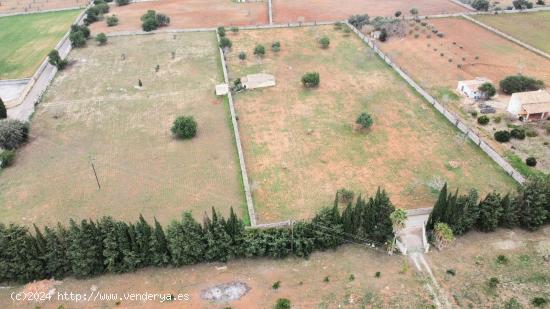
513, 90, 550, 114
458, 77, 491, 88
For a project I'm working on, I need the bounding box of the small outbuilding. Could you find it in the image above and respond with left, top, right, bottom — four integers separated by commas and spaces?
507, 89, 550, 122
241, 73, 276, 90
215, 83, 229, 96
456, 77, 491, 100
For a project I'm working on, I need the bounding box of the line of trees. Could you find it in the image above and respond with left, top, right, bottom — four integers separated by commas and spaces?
428, 175, 550, 236
0, 189, 396, 284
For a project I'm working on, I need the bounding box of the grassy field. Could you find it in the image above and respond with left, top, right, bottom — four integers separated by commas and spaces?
0, 9, 81, 80
225, 25, 517, 223
0, 32, 246, 226
0, 245, 431, 308
430, 227, 550, 308
475, 11, 550, 54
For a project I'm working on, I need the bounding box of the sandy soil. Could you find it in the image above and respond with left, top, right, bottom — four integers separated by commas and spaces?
0, 0, 88, 14
89, 0, 268, 34
273, 0, 470, 23
0, 245, 431, 308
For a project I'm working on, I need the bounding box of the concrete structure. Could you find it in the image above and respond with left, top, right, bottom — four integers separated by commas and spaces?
456, 77, 491, 100
507, 89, 550, 121
242, 73, 276, 89
215, 83, 229, 96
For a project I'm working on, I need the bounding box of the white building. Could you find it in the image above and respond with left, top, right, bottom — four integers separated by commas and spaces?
241, 73, 276, 90
456, 78, 491, 100
215, 83, 229, 96
507, 89, 550, 122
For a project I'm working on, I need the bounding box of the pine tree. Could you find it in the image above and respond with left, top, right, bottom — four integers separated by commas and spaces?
0, 97, 6, 119
166, 212, 206, 266
149, 218, 170, 266
477, 192, 503, 232
204, 208, 233, 262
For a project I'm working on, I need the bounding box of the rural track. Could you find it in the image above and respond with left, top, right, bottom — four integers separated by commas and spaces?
410, 252, 452, 309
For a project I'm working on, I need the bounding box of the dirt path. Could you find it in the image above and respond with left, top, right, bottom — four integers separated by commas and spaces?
410, 252, 452, 309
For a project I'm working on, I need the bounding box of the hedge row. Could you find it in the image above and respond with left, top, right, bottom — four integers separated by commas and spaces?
0, 189, 395, 284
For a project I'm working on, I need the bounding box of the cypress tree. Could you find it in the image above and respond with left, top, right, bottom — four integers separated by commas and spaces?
122, 223, 140, 272
100, 217, 122, 273
0, 224, 44, 282
368, 188, 395, 244
135, 215, 153, 267
167, 212, 206, 266
500, 194, 519, 228
66, 219, 104, 278
224, 207, 245, 257
290, 221, 315, 257
204, 208, 232, 262
311, 206, 343, 250
43, 225, 70, 279
149, 218, 170, 266
341, 201, 354, 235
517, 177, 549, 230
0, 97, 6, 119
427, 183, 448, 230
477, 192, 503, 232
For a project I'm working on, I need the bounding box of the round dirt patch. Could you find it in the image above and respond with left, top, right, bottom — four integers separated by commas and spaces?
200, 281, 250, 302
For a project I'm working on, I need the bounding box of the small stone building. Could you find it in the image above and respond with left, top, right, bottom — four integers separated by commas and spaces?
241, 73, 276, 90
456, 77, 491, 100
507, 89, 550, 122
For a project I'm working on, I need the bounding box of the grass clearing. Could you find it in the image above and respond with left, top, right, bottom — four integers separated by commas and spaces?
475, 11, 550, 54
225, 26, 516, 223
0, 32, 246, 226
0, 9, 81, 79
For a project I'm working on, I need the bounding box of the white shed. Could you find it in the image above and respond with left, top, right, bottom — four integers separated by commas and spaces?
456, 78, 491, 100
215, 84, 229, 96
241, 73, 276, 90
507, 89, 550, 122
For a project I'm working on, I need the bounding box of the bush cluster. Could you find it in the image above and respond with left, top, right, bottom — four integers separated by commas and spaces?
319, 36, 330, 48
0, 189, 395, 284
301, 72, 320, 88
254, 44, 266, 56
477, 115, 489, 125
141, 10, 170, 32
48, 50, 68, 70
499, 75, 544, 94
513, 0, 534, 9
494, 130, 511, 142
0, 119, 28, 150
472, 0, 490, 10
356, 112, 374, 129
171, 116, 197, 139
69, 25, 90, 48
84, 0, 109, 25
428, 176, 550, 236
106, 15, 119, 27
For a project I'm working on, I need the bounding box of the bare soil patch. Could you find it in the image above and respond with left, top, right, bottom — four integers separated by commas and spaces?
0, 0, 87, 14
225, 25, 516, 223
90, 0, 268, 34
273, 0, 470, 24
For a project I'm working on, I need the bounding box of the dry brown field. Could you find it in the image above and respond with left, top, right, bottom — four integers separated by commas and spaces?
0, 0, 87, 14
273, 0, 470, 23
89, 0, 268, 34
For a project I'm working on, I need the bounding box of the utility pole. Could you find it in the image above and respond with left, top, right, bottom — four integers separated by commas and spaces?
91, 161, 101, 189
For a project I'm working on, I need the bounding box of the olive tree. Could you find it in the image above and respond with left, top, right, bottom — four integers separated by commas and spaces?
171, 116, 197, 139
301, 72, 320, 88
356, 112, 373, 130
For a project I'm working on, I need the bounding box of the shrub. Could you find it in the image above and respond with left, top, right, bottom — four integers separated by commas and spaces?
349, 274, 355, 281
48, 50, 68, 70
0, 97, 6, 119
219, 37, 232, 49
510, 128, 526, 140
348, 14, 370, 28
513, 0, 534, 9
505, 298, 522, 309
115, 0, 129, 5
493, 116, 502, 123
477, 115, 490, 125
0, 119, 29, 150
272, 281, 281, 289
301, 72, 320, 88
71, 24, 90, 39
254, 44, 266, 56
142, 18, 159, 32
319, 36, 330, 48
106, 15, 119, 27
230, 26, 239, 33
525, 128, 538, 137
238, 52, 246, 60
217, 26, 226, 37
472, 0, 490, 10
532, 297, 548, 307
499, 75, 544, 94
446, 269, 456, 276
487, 277, 500, 289
478, 82, 496, 99
437, 32, 444, 38
95, 33, 108, 45
494, 130, 511, 142
271, 41, 281, 52
95, 2, 109, 14
356, 112, 373, 130
374, 272, 381, 278
433, 222, 454, 249
496, 254, 509, 265
70, 31, 86, 48
337, 188, 354, 203
0, 149, 15, 168
536, 0, 545, 4
274, 298, 291, 309
526, 157, 537, 167
171, 116, 197, 139
323, 276, 330, 282
156, 13, 170, 26
141, 10, 170, 31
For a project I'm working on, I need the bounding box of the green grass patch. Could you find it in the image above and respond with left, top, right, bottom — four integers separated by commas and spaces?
0, 9, 81, 79
504, 151, 544, 179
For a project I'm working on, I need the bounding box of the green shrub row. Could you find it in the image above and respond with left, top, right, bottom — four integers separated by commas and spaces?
0, 189, 395, 284
428, 176, 550, 235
